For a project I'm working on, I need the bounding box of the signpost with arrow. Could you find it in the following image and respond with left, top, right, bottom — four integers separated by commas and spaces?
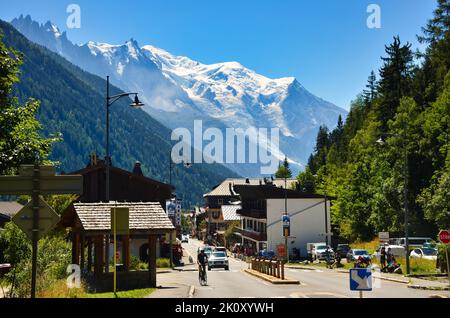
0, 164, 83, 298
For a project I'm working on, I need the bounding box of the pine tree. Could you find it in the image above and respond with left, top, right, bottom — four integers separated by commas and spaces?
362, 71, 377, 108
275, 157, 292, 179
418, 0, 450, 44
377, 36, 414, 131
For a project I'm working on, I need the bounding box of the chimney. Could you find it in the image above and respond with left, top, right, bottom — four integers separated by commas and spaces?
133, 161, 143, 176
245, 178, 250, 184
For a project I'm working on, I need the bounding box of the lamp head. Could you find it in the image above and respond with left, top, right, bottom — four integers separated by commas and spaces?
130, 94, 144, 108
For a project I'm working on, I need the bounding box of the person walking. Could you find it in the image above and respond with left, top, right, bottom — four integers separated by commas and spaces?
380, 246, 386, 270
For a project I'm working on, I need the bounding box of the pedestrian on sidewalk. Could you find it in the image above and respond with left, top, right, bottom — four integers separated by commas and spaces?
380, 246, 386, 270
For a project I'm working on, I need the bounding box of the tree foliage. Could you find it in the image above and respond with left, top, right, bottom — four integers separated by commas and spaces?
303, 1, 450, 240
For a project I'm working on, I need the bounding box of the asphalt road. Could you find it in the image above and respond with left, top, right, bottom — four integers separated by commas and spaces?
159, 238, 450, 299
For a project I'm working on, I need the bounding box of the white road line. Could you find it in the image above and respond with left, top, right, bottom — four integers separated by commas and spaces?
315, 269, 323, 272
288, 269, 299, 273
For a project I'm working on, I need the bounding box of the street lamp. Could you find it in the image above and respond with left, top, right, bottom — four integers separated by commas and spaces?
376, 133, 410, 275
105, 75, 144, 202
104, 76, 143, 274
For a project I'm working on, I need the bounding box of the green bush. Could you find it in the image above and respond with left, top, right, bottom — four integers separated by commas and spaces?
0, 224, 72, 298
156, 258, 170, 268
437, 243, 449, 273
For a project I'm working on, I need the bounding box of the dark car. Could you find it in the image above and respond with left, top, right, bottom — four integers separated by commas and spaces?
336, 244, 350, 258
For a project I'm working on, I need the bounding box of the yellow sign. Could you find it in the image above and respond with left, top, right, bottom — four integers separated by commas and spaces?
111, 208, 129, 235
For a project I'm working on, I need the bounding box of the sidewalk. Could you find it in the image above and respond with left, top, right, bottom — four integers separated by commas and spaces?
146, 282, 192, 298
286, 263, 450, 290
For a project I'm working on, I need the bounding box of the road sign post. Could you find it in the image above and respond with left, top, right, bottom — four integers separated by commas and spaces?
0, 164, 82, 298
349, 268, 372, 298
111, 207, 129, 294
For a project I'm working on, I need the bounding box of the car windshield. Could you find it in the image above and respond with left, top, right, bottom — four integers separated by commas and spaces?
316, 245, 327, 250
422, 248, 437, 256
212, 252, 226, 258
354, 250, 368, 255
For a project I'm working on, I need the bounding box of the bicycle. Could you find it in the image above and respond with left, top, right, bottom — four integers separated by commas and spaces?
198, 264, 207, 286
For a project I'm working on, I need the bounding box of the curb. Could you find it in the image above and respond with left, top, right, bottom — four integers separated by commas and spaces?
407, 285, 450, 291
243, 269, 300, 285
188, 285, 195, 298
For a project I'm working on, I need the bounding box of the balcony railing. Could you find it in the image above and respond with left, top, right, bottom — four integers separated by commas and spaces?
235, 228, 267, 242
236, 208, 266, 219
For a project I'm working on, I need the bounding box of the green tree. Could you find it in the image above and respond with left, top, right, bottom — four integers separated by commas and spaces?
296, 166, 315, 193
377, 36, 415, 131
0, 32, 58, 174
275, 157, 292, 179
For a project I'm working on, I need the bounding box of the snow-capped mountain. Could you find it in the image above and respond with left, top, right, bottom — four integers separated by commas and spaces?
10, 15, 347, 176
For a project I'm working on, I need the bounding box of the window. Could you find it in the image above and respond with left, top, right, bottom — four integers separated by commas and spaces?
218, 198, 224, 205
212, 211, 220, 219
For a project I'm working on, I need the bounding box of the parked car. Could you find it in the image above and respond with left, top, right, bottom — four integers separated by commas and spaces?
313, 244, 335, 261
335, 244, 350, 258
307, 242, 325, 260
258, 250, 276, 258
181, 234, 189, 243
373, 245, 406, 261
410, 248, 438, 261
208, 251, 229, 270
214, 246, 227, 253
346, 249, 371, 262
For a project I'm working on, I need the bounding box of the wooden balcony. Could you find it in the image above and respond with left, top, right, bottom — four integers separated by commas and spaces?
235, 228, 267, 242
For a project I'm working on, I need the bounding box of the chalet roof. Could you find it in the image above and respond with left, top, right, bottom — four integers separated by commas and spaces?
221, 205, 241, 221
70, 160, 174, 191
204, 178, 297, 197
69, 202, 175, 232
0, 201, 23, 219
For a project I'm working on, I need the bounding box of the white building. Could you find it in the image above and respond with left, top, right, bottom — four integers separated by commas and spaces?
234, 184, 331, 259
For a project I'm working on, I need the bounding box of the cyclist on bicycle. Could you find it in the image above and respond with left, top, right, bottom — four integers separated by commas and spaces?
197, 248, 208, 279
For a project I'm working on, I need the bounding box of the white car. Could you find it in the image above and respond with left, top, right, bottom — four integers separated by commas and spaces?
313, 244, 335, 261
410, 248, 438, 261
208, 251, 229, 270
181, 235, 189, 243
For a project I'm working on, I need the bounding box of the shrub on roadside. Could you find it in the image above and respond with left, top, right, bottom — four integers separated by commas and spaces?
156, 258, 170, 268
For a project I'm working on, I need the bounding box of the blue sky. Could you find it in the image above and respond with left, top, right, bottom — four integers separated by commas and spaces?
0, 0, 437, 111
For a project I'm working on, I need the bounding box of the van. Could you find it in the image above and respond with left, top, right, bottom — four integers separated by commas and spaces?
392, 237, 433, 248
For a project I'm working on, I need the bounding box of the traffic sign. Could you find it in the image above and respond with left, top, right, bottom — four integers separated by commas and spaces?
349, 268, 372, 291
379, 232, 389, 244
438, 230, 450, 244
282, 214, 290, 237
12, 197, 60, 241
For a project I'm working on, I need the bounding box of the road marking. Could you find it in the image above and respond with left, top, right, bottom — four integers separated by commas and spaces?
288, 269, 299, 273
315, 269, 323, 273
290, 292, 349, 298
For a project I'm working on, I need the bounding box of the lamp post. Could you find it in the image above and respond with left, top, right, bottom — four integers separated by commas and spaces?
167, 152, 192, 267
104, 76, 143, 273
105, 75, 144, 202
376, 132, 410, 275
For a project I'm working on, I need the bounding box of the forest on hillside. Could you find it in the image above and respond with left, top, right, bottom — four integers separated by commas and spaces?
298, 0, 450, 241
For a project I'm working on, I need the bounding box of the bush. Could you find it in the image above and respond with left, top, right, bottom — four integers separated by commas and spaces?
156, 258, 170, 268
1, 226, 72, 298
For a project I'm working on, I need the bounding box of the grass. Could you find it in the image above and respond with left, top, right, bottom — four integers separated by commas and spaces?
82, 288, 156, 298
36, 279, 156, 298
349, 239, 380, 254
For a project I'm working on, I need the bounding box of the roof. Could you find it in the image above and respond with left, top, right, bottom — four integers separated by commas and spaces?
233, 184, 328, 199
71, 202, 175, 232
221, 205, 241, 221
0, 201, 23, 218
70, 160, 174, 191
204, 178, 298, 197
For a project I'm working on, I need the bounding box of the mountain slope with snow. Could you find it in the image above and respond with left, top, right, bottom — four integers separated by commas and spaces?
11, 15, 347, 176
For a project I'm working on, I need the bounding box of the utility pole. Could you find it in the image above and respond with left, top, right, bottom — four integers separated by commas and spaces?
403, 130, 410, 275
30, 164, 40, 298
